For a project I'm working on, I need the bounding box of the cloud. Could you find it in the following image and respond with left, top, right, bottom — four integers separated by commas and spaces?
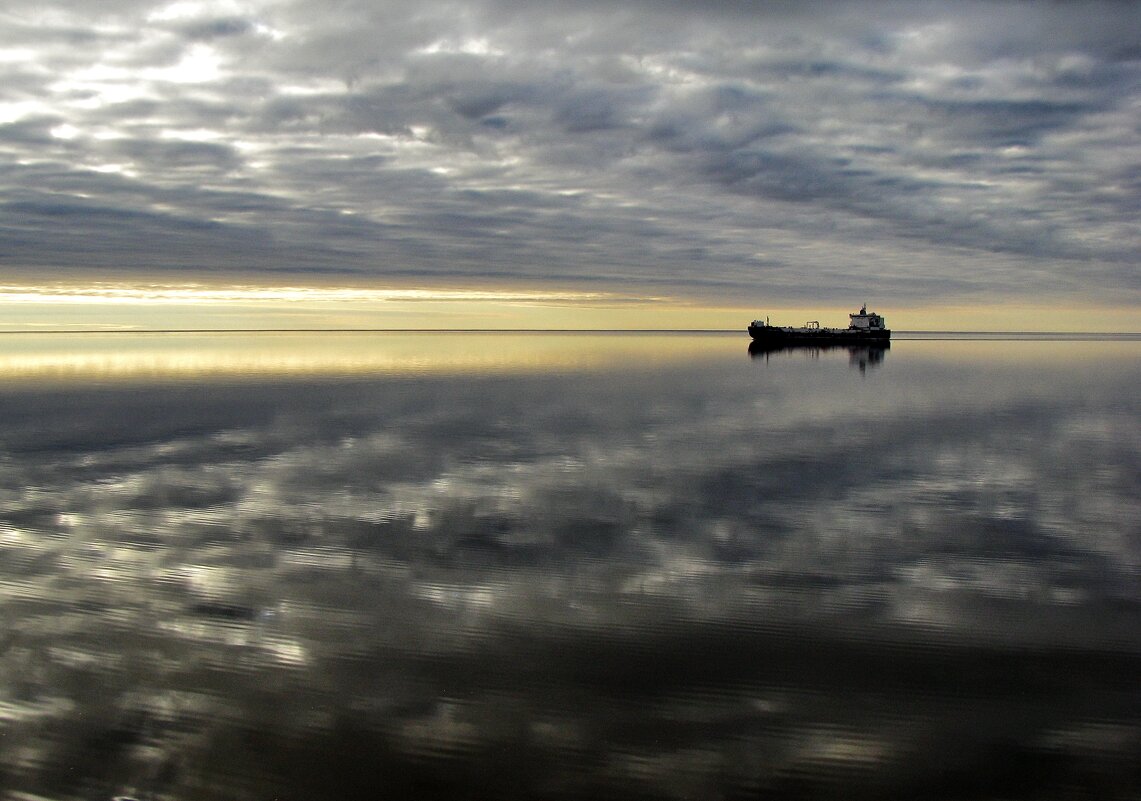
0, 1, 1138, 304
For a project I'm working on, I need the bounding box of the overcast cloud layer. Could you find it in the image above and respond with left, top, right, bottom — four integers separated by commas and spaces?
1, 1, 1139, 304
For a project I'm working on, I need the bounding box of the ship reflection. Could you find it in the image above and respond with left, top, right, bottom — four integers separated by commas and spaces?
748, 340, 889, 372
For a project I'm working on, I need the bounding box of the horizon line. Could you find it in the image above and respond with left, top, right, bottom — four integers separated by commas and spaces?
1, 328, 1139, 337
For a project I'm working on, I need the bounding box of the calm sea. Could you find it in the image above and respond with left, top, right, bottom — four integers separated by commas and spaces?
0, 332, 1138, 800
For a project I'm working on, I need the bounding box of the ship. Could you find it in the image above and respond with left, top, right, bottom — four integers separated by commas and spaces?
748, 304, 890, 344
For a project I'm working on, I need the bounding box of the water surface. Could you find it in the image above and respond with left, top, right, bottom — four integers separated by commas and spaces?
1, 332, 1138, 800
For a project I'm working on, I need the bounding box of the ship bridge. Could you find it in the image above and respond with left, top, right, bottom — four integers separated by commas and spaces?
849, 304, 886, 331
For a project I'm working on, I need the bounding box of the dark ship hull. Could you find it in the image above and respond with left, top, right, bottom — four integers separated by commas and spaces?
747, 325, 891, 343
747, 338, 890, 355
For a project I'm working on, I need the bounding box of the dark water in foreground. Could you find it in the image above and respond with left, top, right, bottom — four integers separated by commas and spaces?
0, 333, 1138, 800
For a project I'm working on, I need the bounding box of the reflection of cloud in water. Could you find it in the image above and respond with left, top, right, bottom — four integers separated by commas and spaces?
0, 337, 1138, 799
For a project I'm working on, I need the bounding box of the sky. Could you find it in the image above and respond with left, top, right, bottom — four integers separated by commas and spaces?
0, 0, 1139, 330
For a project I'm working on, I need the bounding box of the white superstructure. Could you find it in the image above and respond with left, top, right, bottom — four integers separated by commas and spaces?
848, 305, 886, 331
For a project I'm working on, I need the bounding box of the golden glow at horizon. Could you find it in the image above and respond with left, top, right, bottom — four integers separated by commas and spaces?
0, 281, 1137, 333
0, 331, 741, 383
0, 282, 678, 331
